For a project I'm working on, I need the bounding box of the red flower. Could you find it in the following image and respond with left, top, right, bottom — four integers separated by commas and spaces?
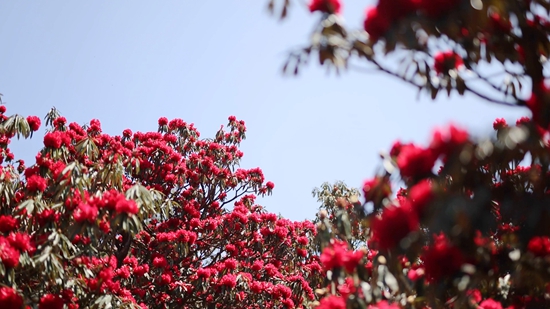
266, 181, 275, 190
493, 118, 507, 130
219, 274, 237, 288
316, 295, 346, 309
308, 0, 342, 14
89, 119, 102, 132
37, 209, 60, 226
122, 129, 132, 137
53, 117, 67, 128
26, 175, 48, 192
7, 232, 35, 254
407, 268, 424, 281
526, 83, 550, 128
197, 268, 212, 278
372, 205, 418, 250
152, 256, 168, 268
44, 132, 63, 149
0, 237, 20, 268
160, 272, 173, 285
39, 294, 64, 309
527, 236, 550, 257
364, 6, 391, 42
73, 203, 99, 223
408, 179, 433, 217
433, 51, 463, 75
251, 260, 263, 272
133, 264, 149, 277
429, 124, 469, 156
224, 258, 238, 270
158, 117, 169, 126
422, 234, 465, 281
115, 199, 138, 215
320, 241, 364, 272
26, 116, 41, 131
489, 12, 512, 33
343, 250, 364, 273
397, 144, 437, 179
467, 289, 482, 303
0, 286, 23, 309
362, 176, 391, 204
479, 299, 503, 309
0, 106, 5, 113
320, 241, 347, 271
0, 215, 18, 233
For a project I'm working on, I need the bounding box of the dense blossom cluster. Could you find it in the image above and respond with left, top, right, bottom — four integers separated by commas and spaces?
0, 107, 321, 309
311, 116, 550, 308
271, 2, 550, 306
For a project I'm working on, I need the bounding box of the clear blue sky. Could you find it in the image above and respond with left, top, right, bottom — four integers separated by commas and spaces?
0, 1, 529, 221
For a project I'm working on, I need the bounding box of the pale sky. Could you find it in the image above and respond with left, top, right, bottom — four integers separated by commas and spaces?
0, 1, 529, 221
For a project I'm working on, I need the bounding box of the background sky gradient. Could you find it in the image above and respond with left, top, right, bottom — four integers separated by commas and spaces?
0, 1, 529, 221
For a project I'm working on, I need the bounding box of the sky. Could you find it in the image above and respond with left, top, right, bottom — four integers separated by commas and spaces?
0, 1, 530, 221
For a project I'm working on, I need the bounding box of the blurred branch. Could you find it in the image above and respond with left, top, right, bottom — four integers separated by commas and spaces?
464, 85, 526, 107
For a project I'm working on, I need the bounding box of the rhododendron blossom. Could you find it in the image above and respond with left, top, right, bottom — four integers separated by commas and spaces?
26, 115, 41, 131
0, 107, 318, 309
371, 204, 418, 250
0, 286, 23, 308
433, 51, 464, 75
308, 0, 342, 14
269, 1, 550, 307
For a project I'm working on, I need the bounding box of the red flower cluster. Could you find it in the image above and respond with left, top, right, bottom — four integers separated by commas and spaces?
396, 144, 437, 179
371, 204, 418, 250
0, 236, 20, 268
308, 0, 342, 14
320, 240, 363, 272
43, 131, 71, 149
362, 176, 391, 204
26, 174, 48, 192
26, 115, 41, 131
364, 0, 460, 41
392, 124, 468, 179
479, 299, 503, 309
422, 234, 465, 281
316, 295, 346, 309
0, 215, 18, 233
39, 294, 64, 309
0, 287, 23, 308
73, 203, 98, 223
433, 51, 464, 75
527, 236, 550, 257
1, 112, 318, 308
526, 83, 550, 129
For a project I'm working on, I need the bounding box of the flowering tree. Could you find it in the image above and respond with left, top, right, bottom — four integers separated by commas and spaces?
0, 106, 322, 309
268, 0, 550, 308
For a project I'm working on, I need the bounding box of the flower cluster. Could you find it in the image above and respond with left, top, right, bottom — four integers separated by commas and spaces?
311, 118, 550, 308
0, 107, 319, 309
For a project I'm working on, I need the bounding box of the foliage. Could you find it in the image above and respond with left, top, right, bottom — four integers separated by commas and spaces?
270, 0, 550, 308
0, 107, 322, 309
269, 0, 550, 109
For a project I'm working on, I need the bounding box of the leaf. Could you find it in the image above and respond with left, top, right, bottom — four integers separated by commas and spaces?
93, 295, 113, 309
17, 199, 35, 215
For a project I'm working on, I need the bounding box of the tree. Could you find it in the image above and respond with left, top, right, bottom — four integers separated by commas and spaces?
269, 0, 550, 308
0, 107, 322, 309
